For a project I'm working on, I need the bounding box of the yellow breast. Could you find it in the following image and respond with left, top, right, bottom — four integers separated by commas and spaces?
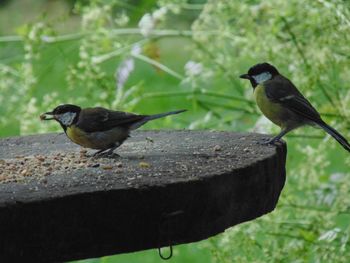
253, 84, 285, 127
66, 126, 95, 148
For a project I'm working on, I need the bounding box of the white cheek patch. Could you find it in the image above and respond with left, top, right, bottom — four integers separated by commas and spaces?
56, 112, 76, 126
252, 72, 272, 84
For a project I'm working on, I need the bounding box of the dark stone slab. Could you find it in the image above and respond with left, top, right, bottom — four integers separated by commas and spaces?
0, 130, 286, 262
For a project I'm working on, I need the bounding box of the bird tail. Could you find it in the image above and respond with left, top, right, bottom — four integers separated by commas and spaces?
316, 120, 350, 153
130, 110, 187, 130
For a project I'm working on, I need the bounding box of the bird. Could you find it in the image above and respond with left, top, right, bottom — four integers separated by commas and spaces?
40, 104, 186, 156
239, 62, 350, 152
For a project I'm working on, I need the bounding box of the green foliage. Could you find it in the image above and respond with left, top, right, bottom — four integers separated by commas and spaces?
191, 0, 350, 262
0, 0, 350, 262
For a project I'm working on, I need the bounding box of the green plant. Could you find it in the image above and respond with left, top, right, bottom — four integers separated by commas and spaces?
0, 0, 349, 262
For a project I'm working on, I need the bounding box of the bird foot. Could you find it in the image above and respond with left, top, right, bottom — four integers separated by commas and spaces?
257, 137, 280, 145
107, 153, 121, 159
93, 152, 120, 158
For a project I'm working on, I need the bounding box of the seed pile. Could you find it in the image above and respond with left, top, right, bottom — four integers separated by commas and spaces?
0, 149, 127, 184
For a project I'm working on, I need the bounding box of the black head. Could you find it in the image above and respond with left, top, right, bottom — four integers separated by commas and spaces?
40, 104, 81, 128
51, 104, 81, 115
240, 62, 279, 88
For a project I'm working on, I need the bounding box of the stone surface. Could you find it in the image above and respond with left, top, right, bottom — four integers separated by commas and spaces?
0, 130, 286, 262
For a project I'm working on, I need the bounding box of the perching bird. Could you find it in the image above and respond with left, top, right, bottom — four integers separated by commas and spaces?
240, 62, 350, 152
40, 104, 186, 156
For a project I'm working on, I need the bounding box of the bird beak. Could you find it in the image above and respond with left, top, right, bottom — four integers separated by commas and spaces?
40, 111, 55, 121
239, 74, 250, 79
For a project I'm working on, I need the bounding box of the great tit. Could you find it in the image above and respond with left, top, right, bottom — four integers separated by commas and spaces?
40, 104, 186, 156
240, 62, 350, 152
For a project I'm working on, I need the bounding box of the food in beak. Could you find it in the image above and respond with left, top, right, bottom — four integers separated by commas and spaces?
40, 112, 54, 121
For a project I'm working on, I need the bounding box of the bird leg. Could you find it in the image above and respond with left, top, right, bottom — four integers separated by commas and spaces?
93, 148, 109, 157
93, 143, 121, 158
105, 143, 121, 157
266, 129, 289, 144
259, 129, 289, 145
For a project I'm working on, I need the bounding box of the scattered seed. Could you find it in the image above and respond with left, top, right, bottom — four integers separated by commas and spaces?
213, 145, 222, 151
139, 162, 150, 168
36, 156, 45, 162
146, 137, 154, 143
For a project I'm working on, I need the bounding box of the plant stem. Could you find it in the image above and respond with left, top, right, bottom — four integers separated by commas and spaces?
0, 28, 238, 46
197, 99, 258, 115
197, 100, 222, 119
281, 17, 310, 68
131, 53, 184, 80
199, 90, 254, 104
91, 39, 147, 64
140, 90, 254, 104
0, 35, 22, 42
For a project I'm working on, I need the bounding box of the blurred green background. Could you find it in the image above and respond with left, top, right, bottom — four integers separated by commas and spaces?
1, 0, 350, 262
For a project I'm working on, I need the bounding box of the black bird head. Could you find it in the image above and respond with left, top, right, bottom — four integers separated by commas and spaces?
240, 62, 279, 88
40, 104, 81, 128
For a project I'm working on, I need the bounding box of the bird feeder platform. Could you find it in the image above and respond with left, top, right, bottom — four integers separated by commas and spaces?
0, 130, 286, 262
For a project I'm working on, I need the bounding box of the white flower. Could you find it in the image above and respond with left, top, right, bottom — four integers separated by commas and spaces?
330, 172, 345, 182
318, 228, 341, 242
131, 43, 141, 56
115, 12, 129, 26
152, 7, 167, 21
79, 48, 89, 60
116, 58, 134, 91
138, 8, 168, 37
138, 13, 154, 37
184, 60, 203, 76
82, 8, 103, 29
41, 35, 52, 43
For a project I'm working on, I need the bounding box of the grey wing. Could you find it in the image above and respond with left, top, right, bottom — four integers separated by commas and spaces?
265, 76, 322, 123
76, 107, 146, 132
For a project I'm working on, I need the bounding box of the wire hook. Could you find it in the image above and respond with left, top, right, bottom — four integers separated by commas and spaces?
158, 245, 173, 260
157, 210, 184, 260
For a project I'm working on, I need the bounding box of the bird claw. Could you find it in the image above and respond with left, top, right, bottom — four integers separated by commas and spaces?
93, 151, 120, 158
107, 153, 121, 159
92, 151, 104, 157
257, 138, 280, 145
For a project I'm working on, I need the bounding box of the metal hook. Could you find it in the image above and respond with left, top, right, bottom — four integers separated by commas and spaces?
157, 210, 184, 260
158, 245, 173, 260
